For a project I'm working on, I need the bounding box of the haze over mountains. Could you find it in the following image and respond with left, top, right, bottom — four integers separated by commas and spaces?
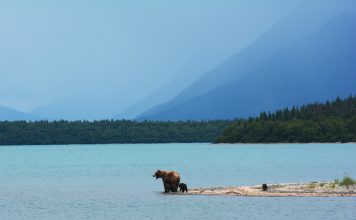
1, 0, 356, 121
2, 1, 299, 121
138, 0, 356, 120
0, 106, 40, 121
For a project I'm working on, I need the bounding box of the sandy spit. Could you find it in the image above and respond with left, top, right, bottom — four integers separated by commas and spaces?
181, 182, 356, 197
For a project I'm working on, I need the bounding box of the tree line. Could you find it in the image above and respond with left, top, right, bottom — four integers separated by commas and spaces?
0, 120, 230, 145
1, 95, 355, 145
217, 95, 356, 143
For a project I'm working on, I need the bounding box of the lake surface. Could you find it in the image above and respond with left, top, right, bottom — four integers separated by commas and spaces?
0, 143, 355, 220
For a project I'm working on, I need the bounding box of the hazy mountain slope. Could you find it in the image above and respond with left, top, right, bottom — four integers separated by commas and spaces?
115, 82, 189, 120
139, 11, 356, 120
0, 106, 41, 121
115, 63, 209, 119
138, 0, 356, 119
29, 99, 119, 121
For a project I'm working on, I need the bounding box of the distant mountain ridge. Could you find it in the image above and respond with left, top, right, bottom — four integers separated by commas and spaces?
0, 106, 41, 121
138, 4, 356, 120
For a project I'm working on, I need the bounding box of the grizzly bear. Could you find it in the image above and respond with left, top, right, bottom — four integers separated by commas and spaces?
153, 170, 180, 193
179, 183, 188, 193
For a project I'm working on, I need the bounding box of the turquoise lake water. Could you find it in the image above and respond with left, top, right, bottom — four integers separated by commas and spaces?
0, 143, 355, 219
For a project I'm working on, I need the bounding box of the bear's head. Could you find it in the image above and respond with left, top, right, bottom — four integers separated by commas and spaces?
153, 170, 163, 179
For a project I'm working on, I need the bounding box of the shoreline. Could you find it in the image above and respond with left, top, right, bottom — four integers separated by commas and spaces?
213, 142, 356, 145
1, 142, 356, 147
181, 182, 356, 197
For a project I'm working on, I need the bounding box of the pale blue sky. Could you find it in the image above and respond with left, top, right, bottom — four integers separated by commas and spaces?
0, 0, 298, 119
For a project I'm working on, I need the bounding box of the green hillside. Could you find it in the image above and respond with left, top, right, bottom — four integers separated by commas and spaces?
217, 95, 356, 143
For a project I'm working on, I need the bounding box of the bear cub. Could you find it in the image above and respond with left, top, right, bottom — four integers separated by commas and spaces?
179, 183, 188, 193
262, 184, 268, 191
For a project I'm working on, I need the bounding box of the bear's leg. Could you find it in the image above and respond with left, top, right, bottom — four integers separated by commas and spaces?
170, 184, 178, 192
164, 183, 170, 193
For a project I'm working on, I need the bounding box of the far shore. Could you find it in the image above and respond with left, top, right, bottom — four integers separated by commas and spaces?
176, 182, 356, 197
213, 142, 356, 145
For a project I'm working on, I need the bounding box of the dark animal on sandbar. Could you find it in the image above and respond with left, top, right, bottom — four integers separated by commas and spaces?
179, 183, 188, 193
153, 170, 180, 193
262, 184, 268, 191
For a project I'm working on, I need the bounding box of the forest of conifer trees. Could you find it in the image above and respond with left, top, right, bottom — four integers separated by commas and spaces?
1, 96, 355, 145
217, 96, 356, 143
0, 120, 229, 145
